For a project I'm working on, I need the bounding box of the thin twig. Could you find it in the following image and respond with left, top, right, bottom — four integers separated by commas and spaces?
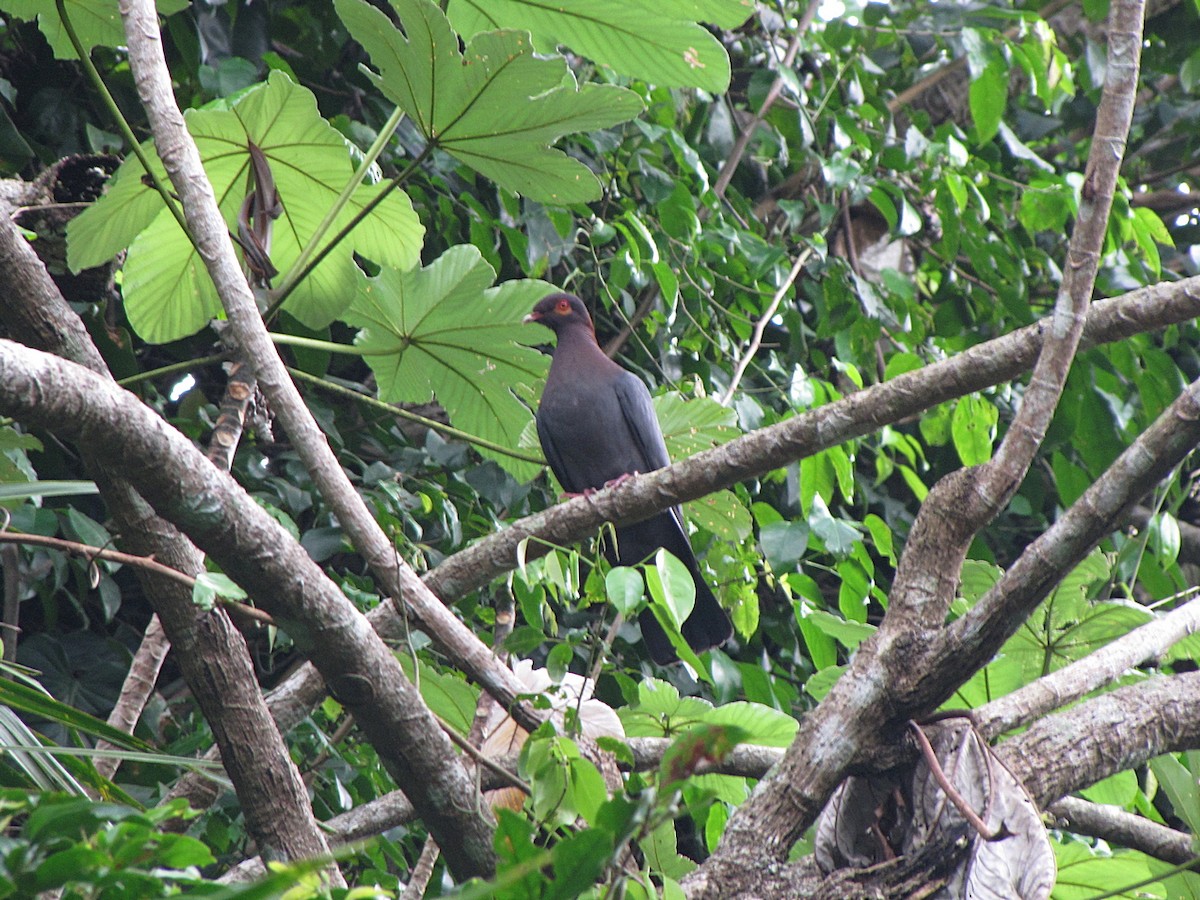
434, 712, 530, 795
0, 530, 196, 588
713, 4, 816, 200
719, 250, 809, 405
0, 532, 274, 625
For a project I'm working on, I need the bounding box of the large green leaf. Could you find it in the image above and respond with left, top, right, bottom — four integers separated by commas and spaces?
67, 72, 424, 343
336, 0, 644, 204
446, 0, 742, 92
342, 244, 552, 480
655, 392, 751, 540
0, 0, 188, 59
951, 549, 1149, 708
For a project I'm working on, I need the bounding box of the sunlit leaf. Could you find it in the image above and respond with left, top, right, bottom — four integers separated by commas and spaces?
0, 0, 188, 59
342, 244, 551, 480
447, 0, 738, 92
68, 72, 423, 342
337, 0, 643, 203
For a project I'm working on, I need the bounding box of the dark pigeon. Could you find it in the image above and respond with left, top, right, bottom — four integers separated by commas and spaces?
525, 292, 733, 663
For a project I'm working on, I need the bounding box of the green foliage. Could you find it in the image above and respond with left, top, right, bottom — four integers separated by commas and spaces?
344, 245, 551, 480
68, 72, 424, 342
338, 0, 644, 203
2, 0, 1200, 893
445, 0, 747, 92
0, 0, 188, 59
0, 792, 215, 897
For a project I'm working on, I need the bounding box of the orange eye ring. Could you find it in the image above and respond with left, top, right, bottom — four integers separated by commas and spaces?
555, 298, 571, 314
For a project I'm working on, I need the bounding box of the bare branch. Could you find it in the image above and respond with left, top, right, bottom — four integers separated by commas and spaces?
701, 0, 1148, 868
1049, 797, 1194, 866
977, 595, 1200, 738
0, 215, 335, 870
117, 0, 540, 760
0, 339, 495, 881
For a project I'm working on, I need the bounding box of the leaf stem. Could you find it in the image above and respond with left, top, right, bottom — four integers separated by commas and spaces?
267, 120, 433, 318
271, 106, 407, 304
116, 353, 230, 387
55, 0, 194, 245
270, 333, 376, 356
285, 366, 546, 464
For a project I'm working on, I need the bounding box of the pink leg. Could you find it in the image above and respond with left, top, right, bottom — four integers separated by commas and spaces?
563, 471, 638, 499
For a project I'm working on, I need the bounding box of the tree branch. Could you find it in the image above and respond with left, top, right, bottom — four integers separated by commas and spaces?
701, 0, 1147, 870
0, 339, 495, 881
0, 215, 337, 872
117, 0, 540, 769
977, 594, 1200, 738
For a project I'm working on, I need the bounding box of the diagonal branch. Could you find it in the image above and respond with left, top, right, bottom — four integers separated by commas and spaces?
118, 0, 540, 759
0, 214, 336, 873
698, 0, 1148, 871
0, 339, 495, 881
885, 0, 1145, 637
251, 273, 1200, 755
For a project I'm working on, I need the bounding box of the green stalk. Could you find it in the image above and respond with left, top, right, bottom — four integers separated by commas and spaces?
266, 141, 435, 319
116, 354, 228, 387
286, 366, 545, 465
57, 0, 193, 245
270, 333, 376, 356
271, 106, 406, 300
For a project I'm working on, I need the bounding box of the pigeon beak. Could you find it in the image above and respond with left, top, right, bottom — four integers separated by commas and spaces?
523, 312, 541, 324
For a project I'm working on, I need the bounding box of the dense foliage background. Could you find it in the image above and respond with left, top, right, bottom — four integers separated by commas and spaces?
0, 0, 1199, 895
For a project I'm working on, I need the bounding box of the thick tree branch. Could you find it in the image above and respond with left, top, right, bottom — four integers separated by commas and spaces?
0, 340, 494, 881
117, 0, 539, 767
977, 595, 1200, 738
0, 215, 335, 871
696, 0, 1147, 875
1000, 671, 1200, 807
247, 271, 1200, 772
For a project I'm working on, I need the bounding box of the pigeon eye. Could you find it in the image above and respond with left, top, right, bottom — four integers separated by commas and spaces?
555, 299, 571, 314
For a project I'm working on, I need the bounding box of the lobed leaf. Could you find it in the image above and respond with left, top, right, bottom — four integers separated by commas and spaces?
337, 0, 644, 204
342, 244, 552, 480
68, 72, 424, 343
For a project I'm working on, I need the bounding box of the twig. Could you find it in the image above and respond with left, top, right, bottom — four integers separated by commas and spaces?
0, 531, 274, 625
434, 712, 529, 795
719, 250, 808, 405
0, 530, 195, 588
713, 5, 816, 200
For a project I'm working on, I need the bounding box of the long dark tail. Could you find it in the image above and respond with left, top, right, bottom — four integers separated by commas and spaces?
640, 577, 733, 664
609, 511, 733, 664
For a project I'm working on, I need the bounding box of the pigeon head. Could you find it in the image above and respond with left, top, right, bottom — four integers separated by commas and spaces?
524, 293, 595, 335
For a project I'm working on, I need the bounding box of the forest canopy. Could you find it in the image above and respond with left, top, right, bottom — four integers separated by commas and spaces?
0, 0, 1199, 896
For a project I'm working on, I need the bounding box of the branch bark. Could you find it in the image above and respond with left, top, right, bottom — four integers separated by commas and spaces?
0, 339, 495, 881
697, 0, 1147, 874
117, 0, 539, 758
0, 216, 337, 873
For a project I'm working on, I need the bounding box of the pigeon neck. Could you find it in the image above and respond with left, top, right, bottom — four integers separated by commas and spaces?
554, 323, 604, 355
